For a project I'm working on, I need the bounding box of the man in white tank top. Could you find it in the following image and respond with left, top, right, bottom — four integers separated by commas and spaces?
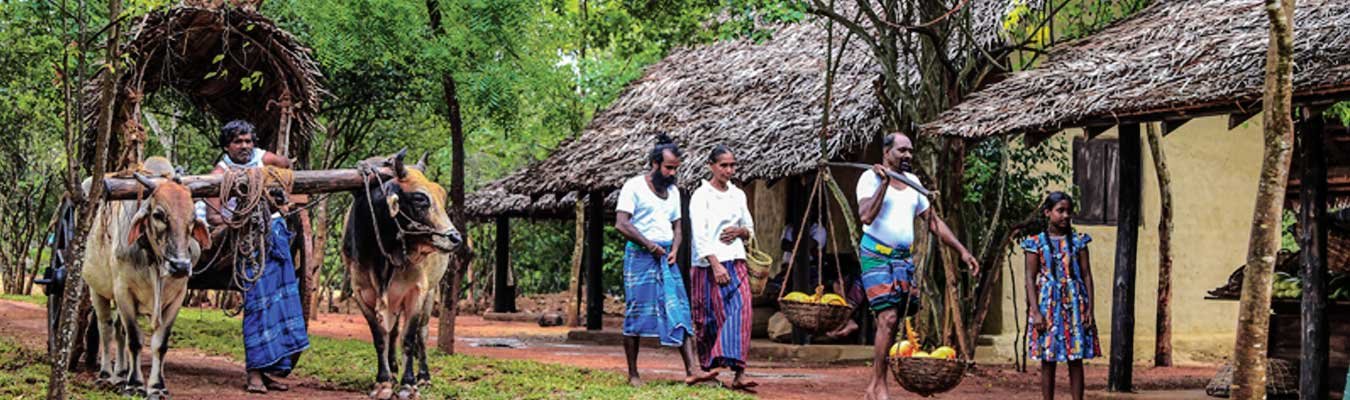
856, 133, 980, 400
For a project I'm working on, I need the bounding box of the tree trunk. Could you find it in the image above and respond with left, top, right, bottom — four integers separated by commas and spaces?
50, 0, 119, 397
1231, 0, 1296, 398
306, 198, 330, 319
425, 0, 468, 355
1146, 122, 1175, 367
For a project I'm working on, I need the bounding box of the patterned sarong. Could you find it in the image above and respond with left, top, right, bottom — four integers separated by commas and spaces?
242, 217, 310, 375
691, 260, 752, 370
622, 241, 694, 347
859, 235, 920, 314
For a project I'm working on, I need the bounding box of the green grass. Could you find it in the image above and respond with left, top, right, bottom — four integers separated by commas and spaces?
0, 296, 748, 399
0, 293, 47, 305
168, 308, 750, 399
0, 337, 120, 400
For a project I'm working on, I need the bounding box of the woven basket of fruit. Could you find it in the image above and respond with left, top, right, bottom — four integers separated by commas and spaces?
779, 290, 852, 334
887, 318, 968, 396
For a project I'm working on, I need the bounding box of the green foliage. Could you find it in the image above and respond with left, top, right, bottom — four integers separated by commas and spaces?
1328, 101, 1350, 126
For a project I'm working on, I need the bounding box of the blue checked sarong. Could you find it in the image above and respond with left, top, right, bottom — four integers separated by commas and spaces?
242, 217, 310, 375
622, 241, 694, 347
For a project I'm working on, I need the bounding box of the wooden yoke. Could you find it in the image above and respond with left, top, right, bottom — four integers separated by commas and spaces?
100, 166, 397, 201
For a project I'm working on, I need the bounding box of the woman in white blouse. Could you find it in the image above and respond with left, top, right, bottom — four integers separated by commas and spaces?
688, 144, 757, 391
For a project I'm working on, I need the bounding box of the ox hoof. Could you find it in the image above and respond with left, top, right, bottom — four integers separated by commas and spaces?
147, 388, 171, 400
369, 382, 395, 400
119, 383, 146, 397
416, 377, 431, 388
396, 384, 419, 400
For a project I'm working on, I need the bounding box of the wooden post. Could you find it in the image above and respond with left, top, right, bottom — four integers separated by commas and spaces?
492, 216, 515, 313
1146, 122, 1176, 367
1298, 114, 1328, 400
585, 191, 605, 330
565, 199, 585, 327
1108, 123, 1142, 393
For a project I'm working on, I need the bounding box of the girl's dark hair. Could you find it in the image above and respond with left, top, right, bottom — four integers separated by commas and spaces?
648, 133, 682, 166
218, 120, 256, 148
1038, 191, 1079, 254
707, 144, 733, 164
1041, 191, 1075, 212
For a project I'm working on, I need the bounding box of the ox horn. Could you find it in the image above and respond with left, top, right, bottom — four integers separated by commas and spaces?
133, 173, 159, 192
391, 148, 408, 179
414, 151, 428, 172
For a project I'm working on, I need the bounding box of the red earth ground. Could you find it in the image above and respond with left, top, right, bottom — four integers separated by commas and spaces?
2, 298, 1218, 399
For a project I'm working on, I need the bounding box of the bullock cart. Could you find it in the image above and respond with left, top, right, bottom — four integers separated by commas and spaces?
34, 4, 345, 367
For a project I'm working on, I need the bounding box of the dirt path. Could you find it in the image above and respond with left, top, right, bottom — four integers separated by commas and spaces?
310, 312, 1219, 400
0, 299, 362, 400
4, 299, 1219, 399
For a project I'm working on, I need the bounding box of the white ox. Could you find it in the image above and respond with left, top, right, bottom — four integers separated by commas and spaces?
83, 157, 211, 399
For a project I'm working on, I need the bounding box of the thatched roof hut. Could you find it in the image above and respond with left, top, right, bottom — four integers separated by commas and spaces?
466, 18, 882, 219
84, 5, 325, 170
920, 0, 1350, 139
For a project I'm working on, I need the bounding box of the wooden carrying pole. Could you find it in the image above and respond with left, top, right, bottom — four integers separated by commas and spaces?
100, 167, 396, 201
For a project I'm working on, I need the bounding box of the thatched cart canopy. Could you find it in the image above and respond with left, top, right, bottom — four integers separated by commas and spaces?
920, 0, 1350, 139
84, 5, 325, 170
466, 19, 882, 219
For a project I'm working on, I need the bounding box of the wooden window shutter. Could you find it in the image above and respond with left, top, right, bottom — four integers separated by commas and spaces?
1073, 137, 1120, 225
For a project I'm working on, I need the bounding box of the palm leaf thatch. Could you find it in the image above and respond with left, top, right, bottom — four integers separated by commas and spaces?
467, 18, 881, 219
921, 0, 1350, 138
83, 5, 325, 170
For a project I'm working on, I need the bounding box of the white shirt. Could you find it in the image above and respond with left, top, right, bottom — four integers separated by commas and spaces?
615, 175, 682, 243
855, 170, 930, 248
689, 180, 755, 267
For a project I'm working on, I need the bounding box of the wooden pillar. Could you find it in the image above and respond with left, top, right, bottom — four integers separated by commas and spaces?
585, 190, 606, 331
493, 216, 515, 313
1298, 114, 1328, 400
1108, 123, 1142, 392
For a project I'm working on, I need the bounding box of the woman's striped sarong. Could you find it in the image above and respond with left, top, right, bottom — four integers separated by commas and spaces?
691, 260, 752, 370
622, 242, 694, 346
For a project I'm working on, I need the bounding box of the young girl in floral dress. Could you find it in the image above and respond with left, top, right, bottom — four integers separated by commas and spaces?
1022, 191, 1099, 400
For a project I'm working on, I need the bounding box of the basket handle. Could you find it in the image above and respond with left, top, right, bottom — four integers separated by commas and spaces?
778, 174, 823, 301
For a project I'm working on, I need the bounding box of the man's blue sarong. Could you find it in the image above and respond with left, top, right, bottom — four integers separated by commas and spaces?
242, 217, 310, 375
622, 241, 694, 347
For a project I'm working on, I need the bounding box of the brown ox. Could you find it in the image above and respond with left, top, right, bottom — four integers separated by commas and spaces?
343, 150, 463, 399
83, 157, 211, 399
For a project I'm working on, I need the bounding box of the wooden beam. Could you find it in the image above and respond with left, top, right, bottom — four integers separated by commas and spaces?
102, 167, 397, 201
584, 190, 606, 331
1109, 123, 1143, 393
1298, 115, 1329, 400
1161, 118, 1191, 136
1085, 125, 1111, 141
1229, 112, 1259, 131
493, 216, 516, 313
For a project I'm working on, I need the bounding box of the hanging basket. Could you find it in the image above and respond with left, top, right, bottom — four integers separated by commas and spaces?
777, 300, 853, 334
1204, 358, 1298, 398
890, 356, 970, 397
